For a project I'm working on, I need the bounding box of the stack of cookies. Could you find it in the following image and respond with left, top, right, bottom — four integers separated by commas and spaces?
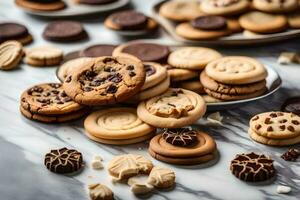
200, 56, 268, 101
249, 111, 300, 146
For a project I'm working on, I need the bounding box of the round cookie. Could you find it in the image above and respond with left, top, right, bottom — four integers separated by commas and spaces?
141, 62, 168, 90
21, 83, 84, 115
200, 71, 266, 95
113, 43, 170, 63
76, 0, 116, 5
0, 41, 23, 70
166, 65, 199, 82
288, 12, 300, 28
178, 80, 205, 94
25, 46, 63, 66
281, 97, 300, 115
137, 88, 206, 128
0, 22, 32, 45
205, 56, 268, 85
191, 16, 227, 30
84, 107, 155, 140
63, 56, 145, 105
159, 0, 204, 22
79, 44, 117, 57
239, 11, 288, 34
147, 166, 175, 188
15, 0, 66, 11
57, 57, 93, 82
202, 95, 223, 103
62, 50, 81, 63
200, 0, 250, 16
43, 21, 88, 42
88, 183, 114, 200
250, 111, 300, 139
168, 47, 222, 70
253, 0, 298, 13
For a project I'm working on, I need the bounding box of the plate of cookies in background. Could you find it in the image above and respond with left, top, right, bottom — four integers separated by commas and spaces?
14, 0, 130, 17
153, 0, 300, 45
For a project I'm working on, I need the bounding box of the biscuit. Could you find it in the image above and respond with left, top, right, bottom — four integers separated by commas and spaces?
88, 183, 114, 200
0, 41, 23, 70
205, 56, 268, 85
159, 0, 204, 22
201, 0, 250, 16
0, 22, 33, 45
63, 56, 145, 105
147, 166, 175, 188
253, 0, 298, 14
200, 71, 266, 95
178, 79, 205, 94
239, 11, 288, 34
166, 65, 199, 82
141, 62, 168, 90
168, 47, 222, 70
25, 46, 63, 66
281, 97, 300, 115
84, 107, 155, 140
79, 44, 116, 57
137, 88, 206, 128
15, 0, 66, 11
288, 12, 300, 28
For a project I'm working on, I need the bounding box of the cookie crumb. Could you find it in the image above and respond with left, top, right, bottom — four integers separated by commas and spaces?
276, 185, 291, 194
91, 155, 104, 169
207, 112, 223, 125
281, 148, 299, 161
277, 52, 299, 65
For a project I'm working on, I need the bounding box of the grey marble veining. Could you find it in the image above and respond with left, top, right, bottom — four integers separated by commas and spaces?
0, 0, 300, 200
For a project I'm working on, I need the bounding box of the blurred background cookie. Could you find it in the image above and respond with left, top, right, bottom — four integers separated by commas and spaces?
15, 0, 66, 11
0, 22, 32, 45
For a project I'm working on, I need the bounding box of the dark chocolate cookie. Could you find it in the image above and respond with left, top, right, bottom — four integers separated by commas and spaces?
281, 148, 299, 162
191, 16, 227, 30
230, 152, 276, 182
79, 44, 116, 57
78, 0, 116, 5
162, 128, 197, 147
281, 97, 300, 115
43, 21, 87, 42
44, 148, 83, 174
63, 56, 146, 105
0, 22, 29, 42
109, 10, 148, 30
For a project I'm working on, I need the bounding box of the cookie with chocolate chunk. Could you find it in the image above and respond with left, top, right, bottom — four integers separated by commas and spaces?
63, 56, 145, 105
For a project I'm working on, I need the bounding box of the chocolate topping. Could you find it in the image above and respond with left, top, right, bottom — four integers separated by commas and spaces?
191, 16, 227, 30
281, 148, 300, 162
110, 10, 148, 30
144, 64, 156, 77
162, 128, 198, 147
0, 22, 29, 42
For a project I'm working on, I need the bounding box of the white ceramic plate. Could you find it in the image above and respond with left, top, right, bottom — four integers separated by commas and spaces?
17, 0, 130, 18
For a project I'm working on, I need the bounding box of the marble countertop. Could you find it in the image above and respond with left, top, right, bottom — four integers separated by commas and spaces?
0, 0, 300, 200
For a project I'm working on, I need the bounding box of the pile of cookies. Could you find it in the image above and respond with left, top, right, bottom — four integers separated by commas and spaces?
159, 0, 300, 40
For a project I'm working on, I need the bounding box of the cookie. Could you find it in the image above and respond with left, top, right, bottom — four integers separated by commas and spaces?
168, 47, 222, 70
281, 148, 300, 161
137, 88, 206, 128
113, 43, 170, 63
253, 0, 298, 14
288, 12, 300, 29
15, 0, 66, 11
63, 56, 145, 105
201, 0, 250, 16
140, 62, 168, 90
239, 12, 288, 34
44, 147, 83, 174
108, 154, 153, 181
177, 80, 205, 94
76, 0, 116, 5
43, 21, 88, 42
57, 57, 93, 82
191, 16, 227, 30
159, 0, 203, 22
202, 95, 222, 103
21, 83, 84, 115
128, 175, 154, 195
200, 71, 266, 95
25, 46, 63, 66
0, 41, 23, 70
205, 56, 268, 85
166, 65, 199, 82
79, 44, 117, 57
88, 183, 114, 200
230, 152, 276, 182
281, 97, 300, 115
0, 22, 33, 45
250, 111, 300, 139
84, 107, 155, 140
227, 18, 243, 33
147, 166, 175, 188
62, 50, 81, 63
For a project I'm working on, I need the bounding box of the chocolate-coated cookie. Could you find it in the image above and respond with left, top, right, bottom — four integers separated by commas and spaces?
108, 10, 148, 30
162, 128, 197, 147
79, 44, 116, 57
44, 148, 83, 174
191, 16, 227, 30
230, 152, 276, 182
43, 21, 88, 42
0, 22, 31, 44
281, 97, 300, 115
63, 56, 145, 105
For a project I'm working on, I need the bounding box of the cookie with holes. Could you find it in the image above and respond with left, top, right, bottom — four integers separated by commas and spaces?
230, 152, 276, 182
63, 56, 145, 105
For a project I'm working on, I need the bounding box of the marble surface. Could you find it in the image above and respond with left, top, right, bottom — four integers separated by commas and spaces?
0, 0, 300, 200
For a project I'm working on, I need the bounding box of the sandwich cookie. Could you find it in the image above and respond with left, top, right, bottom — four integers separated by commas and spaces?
0, 22, 33, 45
200, 0, 250, 16
25, 46, 63, 66
15, 0, 66, 11
0, 41, 23, 70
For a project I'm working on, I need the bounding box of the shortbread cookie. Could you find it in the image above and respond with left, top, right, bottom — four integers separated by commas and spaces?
281, 97, 300, 115
63, 56, 145, 105
205, 56, 268, 85
25, 46, 63, 66
200, 71, 266, 95
141, 62, 168, 90
137, 88, 206, 128
201, 0, 250, 16
84, 107, 155, 140
253, 0, 298, 13
178, 80, 205, 94
15, 0, 66, 11
57, 57, 93, 82
21, 83, 84, 115
79, 44, 116, 57
147, 166, 175, 188
166, 65, 199, 82
108, 154, 153, 181
230, 152, 276, 182
288, 12, 300, 28
250, 111, 300, 139
159, 0, 204, 22
168, 47, 222, 70
0, 41, 23, 70
113, 43, 170, 63
175, 22, 231, 40
88, 183, 114, 200
239, 12, 288, 34
0, 22, 32, 45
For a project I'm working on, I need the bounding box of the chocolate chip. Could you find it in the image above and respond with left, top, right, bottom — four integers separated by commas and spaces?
255, 124, 262, 130
49, 83, 61, 89
106, 84, 117, 94
83, 70, 97, 81
129, 71, 136, 77
287, 126, 295, 132
56, 101, 64, 104
83, 87, 93, 92
44, 92, 51, 97
252, 116, 259, 121
90, 77, 106, 87
28, 86, 43, 95
37, 98, 51, 105
270, 113, 277, 118
104, 66, 115, 72
279, 125, 286, 131
264, 118, 272, 124
108, 73, 122, 83
103, 57, 116, 63
126, 65, 134, 70
52, 90, 59, 95
279, 119, 287, 123
292, 120, 300, 125
277, 112, 284, 116
267, 126, 273, 131
65, 76, 72, 83
144, 64, 156, 76
60, 91, 67, 97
